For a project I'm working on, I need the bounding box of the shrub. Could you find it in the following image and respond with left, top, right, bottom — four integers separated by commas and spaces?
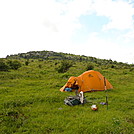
111, 65, 115, 68
0, 60, 9, 71
25, 60, 29, 66
55, 60, 73, 73
7, 60, 21, 70
38, 64, 42, 68
86, 64, 94, 71
130, 67, 134, 72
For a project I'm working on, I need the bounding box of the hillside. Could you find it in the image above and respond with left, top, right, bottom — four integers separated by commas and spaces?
0, 51, 134, 133
6, 50, 133, 69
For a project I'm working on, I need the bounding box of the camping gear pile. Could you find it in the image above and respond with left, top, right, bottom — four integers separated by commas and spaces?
64, 91, 86, 106
64, 96, 82, 106
60, 70, 113, 107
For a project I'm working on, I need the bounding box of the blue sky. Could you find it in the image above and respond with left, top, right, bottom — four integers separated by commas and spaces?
72, 14, 109, 43
0, 0, 134, 63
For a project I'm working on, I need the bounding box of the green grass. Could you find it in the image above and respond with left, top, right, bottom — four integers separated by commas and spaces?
0, 60, 134, 134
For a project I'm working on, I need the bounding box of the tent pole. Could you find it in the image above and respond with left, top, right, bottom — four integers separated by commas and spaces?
104, 77, 108, 110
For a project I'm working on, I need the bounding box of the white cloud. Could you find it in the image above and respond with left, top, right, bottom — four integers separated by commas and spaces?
0, 0, 94, 57
0, 0, 72, 56
123, 30, 134, 42
92, 0, 134, 30
72, 32, 134, 64
66, 0, 94, 18
0, 0, 134, 63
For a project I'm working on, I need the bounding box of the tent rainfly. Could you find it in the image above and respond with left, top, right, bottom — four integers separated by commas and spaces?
60, 70, 113, 93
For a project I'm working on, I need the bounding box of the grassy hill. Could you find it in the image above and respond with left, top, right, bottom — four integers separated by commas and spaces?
0, 52, 134, 134
6, 50, 133, 68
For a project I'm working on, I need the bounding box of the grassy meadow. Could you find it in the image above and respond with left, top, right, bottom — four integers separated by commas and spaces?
0, 59, 134, 134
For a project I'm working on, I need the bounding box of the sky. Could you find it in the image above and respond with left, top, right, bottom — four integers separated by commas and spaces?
0, 0, 134, 64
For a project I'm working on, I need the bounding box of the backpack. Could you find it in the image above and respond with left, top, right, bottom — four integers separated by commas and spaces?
64, 95, 86, 106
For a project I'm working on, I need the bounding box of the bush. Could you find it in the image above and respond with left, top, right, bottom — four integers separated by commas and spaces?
130, 67, 134, 72
7, 60, 21, 70
25, 60, 29, 66
86, 64, 94, 71
38, 64, 42, 68
111, 65, 115, 68
0, 60, 9, 71
55, 60, 73, 73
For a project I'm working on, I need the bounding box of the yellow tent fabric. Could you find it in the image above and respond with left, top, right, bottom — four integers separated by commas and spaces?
60, 70, 113, 92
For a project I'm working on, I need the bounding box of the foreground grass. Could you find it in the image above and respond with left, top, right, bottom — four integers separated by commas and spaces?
0, 60, 134, 134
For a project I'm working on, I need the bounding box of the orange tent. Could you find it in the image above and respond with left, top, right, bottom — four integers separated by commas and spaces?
60, 70, 113, 92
